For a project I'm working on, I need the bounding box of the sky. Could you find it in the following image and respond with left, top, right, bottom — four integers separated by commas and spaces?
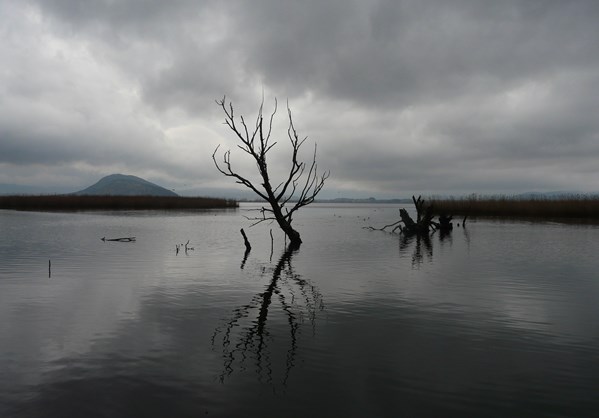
1, 0, 599, 198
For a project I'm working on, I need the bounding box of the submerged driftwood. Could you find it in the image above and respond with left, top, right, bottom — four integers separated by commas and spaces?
101, 237, 136, 242
366, 195, 455, 235
401, 196, 437, 234
435, 214, 454, 231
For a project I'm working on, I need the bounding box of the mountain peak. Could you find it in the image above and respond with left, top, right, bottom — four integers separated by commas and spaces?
74, 174, 178, 197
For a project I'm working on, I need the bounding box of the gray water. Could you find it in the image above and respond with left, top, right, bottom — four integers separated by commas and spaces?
1, 204, 598, 417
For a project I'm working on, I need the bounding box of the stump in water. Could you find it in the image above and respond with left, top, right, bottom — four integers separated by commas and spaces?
436, 214, 454, 231
365, 195, 454, 235
399, 196, 436, 234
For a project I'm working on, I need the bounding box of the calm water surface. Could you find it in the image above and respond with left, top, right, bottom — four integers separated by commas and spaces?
1, 203, 598, 417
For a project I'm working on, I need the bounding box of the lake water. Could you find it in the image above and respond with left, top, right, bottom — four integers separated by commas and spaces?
1, 203, 598, 417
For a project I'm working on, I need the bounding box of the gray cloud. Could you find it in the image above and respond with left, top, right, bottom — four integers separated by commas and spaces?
2, 0, 599, 196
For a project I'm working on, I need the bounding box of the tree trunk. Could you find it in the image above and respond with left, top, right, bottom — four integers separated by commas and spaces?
271, 202, 302, 246
400, 208, 431, 234
280, 222, 302, 246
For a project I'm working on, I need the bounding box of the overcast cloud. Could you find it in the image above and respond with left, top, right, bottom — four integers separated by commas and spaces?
1, 0, 599, 197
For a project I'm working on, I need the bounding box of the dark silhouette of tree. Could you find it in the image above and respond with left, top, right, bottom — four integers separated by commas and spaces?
364, 195, 453, 235
213, 97, 329, 246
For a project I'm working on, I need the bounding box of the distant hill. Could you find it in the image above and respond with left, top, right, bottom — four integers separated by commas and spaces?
73, 174, 178, 197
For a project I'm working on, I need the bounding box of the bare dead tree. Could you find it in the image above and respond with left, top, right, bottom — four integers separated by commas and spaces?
213, 97, 329, 246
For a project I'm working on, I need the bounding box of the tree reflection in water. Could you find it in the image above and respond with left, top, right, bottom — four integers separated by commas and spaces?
399, 225, 471, 267
400, 233, 433, 267
212, 243, 324, 387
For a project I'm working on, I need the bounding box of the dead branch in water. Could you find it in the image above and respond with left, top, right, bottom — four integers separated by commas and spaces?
364, 195, 454, 235
363, 220, 402, 233
101, 237, 136, 242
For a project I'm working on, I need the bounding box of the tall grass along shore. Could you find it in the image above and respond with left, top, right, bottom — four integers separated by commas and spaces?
430, 195, 599, 221
0, 195, 238, 211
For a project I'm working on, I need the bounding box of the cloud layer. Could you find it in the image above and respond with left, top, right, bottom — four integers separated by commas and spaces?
2, 0, 599, 196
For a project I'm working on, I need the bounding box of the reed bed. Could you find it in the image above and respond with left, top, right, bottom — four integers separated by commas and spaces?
0, 195, 238, 211
429, 195, 599, 220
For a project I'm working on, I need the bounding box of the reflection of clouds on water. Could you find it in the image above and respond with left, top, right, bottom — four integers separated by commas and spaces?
212, 244, 324, 387
3, 209, 599, 416
0, 276, 145, 390
393, 222, 598, 343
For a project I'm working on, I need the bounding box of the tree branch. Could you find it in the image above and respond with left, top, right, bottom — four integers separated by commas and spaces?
212, 97, 328, 245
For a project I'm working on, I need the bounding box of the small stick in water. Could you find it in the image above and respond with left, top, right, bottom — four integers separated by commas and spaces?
240, 228, 251, 252
240, 229, 251, 269
269, 229, 274, 262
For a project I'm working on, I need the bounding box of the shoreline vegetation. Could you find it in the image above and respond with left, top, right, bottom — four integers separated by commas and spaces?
0, 195, 238, 211
430, 195, 599, 221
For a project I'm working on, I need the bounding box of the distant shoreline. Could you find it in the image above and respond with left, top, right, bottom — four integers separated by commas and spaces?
430, 195, 599, 221
315, 198, 413, 204
0, 195, 238, 211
